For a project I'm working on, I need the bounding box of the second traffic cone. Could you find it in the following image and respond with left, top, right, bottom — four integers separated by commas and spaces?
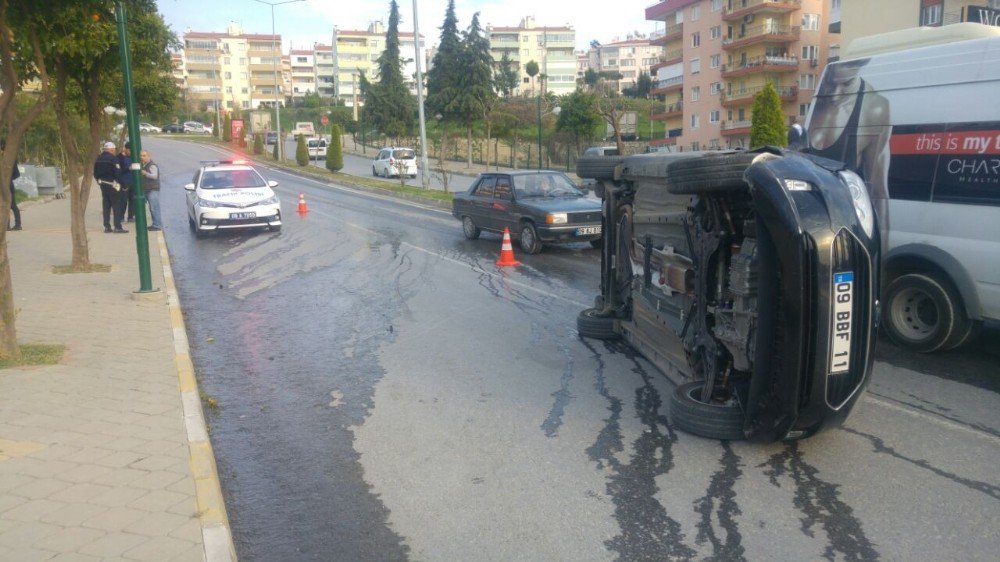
297, 192, 309, 215
495, 227, 521, 267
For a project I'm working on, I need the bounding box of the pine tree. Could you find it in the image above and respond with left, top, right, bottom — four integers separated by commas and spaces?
456, 12, 496, 166
222, 114, 231, 142
326, 124, 344, 171
295, 134, 308, 166
425, 0, 463, 187
496, 52, 519, 98
750, 82, 788, 148
253, 133, 264, 155
366, 1, 416, 140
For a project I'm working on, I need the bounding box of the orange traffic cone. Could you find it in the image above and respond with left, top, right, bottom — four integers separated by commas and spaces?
495, 227, 521, 267
297, 192, 309, 215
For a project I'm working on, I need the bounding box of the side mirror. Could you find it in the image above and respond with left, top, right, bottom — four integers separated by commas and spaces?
268, 180, 278, 188
787, 123, 806, 151
184, 183, 195, 191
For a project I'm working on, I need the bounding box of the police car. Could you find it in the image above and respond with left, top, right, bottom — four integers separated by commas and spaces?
185, 160, 282, 237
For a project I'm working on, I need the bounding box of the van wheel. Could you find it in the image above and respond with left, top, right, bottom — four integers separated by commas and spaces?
669, 381, 746, 441
577, 308, 618, 340
519, 222, 542, 254
462, 216, 480, 240
577, 156, 625, 181
883, 273, 962, 353
666, 153, 757, 194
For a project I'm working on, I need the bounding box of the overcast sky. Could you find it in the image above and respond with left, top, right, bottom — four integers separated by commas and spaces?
156, 0, 661, 52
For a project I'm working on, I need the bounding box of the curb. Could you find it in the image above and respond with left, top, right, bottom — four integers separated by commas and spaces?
156, 233, 238, 562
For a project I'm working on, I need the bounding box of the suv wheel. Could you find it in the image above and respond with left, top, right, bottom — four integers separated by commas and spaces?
577, 308, 618, 340
669, 381, 745, 440
577, 155, 625, 181
519, 222, 541, 255
666, 152, 758, 194
883, 272, 964, 353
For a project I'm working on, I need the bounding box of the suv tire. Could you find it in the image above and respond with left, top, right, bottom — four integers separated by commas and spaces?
669, 381, 746, 440
666, 153, 757, 194
577, 308, 618, 340
577, 155, 625, 181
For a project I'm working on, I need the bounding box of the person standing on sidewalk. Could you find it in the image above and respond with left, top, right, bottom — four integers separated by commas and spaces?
94, 141, 127, 233
139, 150, 162, 231
117, 142, 135, 223
2, 139, 22, 231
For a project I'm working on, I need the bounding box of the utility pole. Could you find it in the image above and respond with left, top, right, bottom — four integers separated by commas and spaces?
253, 0, 305, 160
412, 0, 430, 189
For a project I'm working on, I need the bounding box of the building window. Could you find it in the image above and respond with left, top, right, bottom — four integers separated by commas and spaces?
241, 72, 248, 79
691, 141, 700, 151
224, 71, 232, 79
710, 26, 721, 40
802, 14, 820, 31
691, 4, 700, 21
691, 114, 700, 129
799, 103, 811, 117
523, 77, 530, 83
710, 82, 721, 95
241, 87, 248, 94
920, 3, 943, 26
710, 110, 720, 123
802, 45, 819, 61
691, 58, 701, 74
711, 0, 723, 11
296, 57, 308, 63
239, 58, 246, 65
710, 54, 721, 68
799, 73, 817, 90
691, 86, 700, 101
223, 57, 230, 65
691, 32, 700, 48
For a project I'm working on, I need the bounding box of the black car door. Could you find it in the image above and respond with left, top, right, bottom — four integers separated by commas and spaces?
492, 175, 516, 233
469, 175, 497, 231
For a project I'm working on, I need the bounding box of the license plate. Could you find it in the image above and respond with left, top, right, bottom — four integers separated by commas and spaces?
230, 212, 256, 219
830, 272, 854, 374
576, 226, 601, 236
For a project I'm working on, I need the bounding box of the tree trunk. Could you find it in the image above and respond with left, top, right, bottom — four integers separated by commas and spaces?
485, 121, 492, 171
494, 138, 499, 171
466, 126, 472, 168
53, 68, 94, 269
512, 137, 518, 170
438, 121, 449, 192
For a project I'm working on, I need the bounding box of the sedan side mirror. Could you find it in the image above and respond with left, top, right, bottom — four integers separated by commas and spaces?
268, 180, 278, 188
184, 183, 195, 191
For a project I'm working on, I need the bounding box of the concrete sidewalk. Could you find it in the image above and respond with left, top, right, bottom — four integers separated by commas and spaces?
0, 189, 234, 561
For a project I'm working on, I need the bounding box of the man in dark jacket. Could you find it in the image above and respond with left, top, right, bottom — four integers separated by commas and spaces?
2, 139, 21, 231
117, 142, 135, 223
94, 141, 127, 233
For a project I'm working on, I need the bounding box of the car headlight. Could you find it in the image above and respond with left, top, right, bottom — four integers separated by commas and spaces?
546, 213, 568, 225
198, 197, 221, 208
259, 195, 279, 205
837, 170, 875, 237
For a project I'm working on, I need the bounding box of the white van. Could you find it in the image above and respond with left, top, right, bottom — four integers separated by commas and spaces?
800, 23, 1000, 352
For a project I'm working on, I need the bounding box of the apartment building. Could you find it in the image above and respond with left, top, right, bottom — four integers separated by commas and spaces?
289, 49, 317, 98
837, 0, 1000, 50
584, 37, 663, 93
181, 23, 283, 111
329, 21, 426, 107
314, 44, 335, 98
486, 16, 576, 96
646, 0, 835, 150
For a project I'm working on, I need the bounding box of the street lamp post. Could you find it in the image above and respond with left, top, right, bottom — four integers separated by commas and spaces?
252, 0, 305, 161
412, 0, 430, 188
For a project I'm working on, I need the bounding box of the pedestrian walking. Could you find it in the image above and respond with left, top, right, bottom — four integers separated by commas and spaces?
94, 141, 127, 233
2, 139, 22, 231
139, 150, 162, 231
117, 142, 135, 223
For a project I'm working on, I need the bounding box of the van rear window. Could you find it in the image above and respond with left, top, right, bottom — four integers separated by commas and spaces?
393, 149, 415, 159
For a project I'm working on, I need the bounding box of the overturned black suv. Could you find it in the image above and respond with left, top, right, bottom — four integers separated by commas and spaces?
576, 149, 880, 442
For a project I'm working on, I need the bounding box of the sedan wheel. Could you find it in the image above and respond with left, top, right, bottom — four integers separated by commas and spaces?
519, 223, 541, 255
372, 166, 378, 177
462, 216, 481, 240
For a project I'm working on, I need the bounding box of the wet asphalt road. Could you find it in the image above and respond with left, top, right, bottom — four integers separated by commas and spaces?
147, 137, 999, 561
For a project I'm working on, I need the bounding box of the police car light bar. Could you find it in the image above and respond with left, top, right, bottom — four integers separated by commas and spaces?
199, 160, 250, 166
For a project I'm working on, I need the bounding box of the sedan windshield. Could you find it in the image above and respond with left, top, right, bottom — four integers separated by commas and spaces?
513, 173, 583, 198
199, 169, 266, 189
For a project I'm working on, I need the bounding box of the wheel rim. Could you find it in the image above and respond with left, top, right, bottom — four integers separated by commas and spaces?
890, 287, 938, 342
686, 385, 738, 410
521, 226, 534, 250
463, 218, 475, 237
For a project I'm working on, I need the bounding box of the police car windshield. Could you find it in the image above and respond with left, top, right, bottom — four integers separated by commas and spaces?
199, 169, 266, 189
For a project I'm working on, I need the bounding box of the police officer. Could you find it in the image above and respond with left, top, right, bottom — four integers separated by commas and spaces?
118, 141, 135, 223
94, 141, 127, 233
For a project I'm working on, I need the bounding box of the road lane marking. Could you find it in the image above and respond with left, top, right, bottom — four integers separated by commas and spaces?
863, 394, 1000, 443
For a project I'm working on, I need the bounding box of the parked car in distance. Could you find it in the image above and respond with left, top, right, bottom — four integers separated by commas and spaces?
183, 121, 210, 134
307, 137, 328, 160
139, 122, 161, 133
162, 123, 185, 133
372, 147, 418, 178
452, 170, 602, 254
265, 131, 278, 145
583, 146, 619, 157
185, 160, 282, 237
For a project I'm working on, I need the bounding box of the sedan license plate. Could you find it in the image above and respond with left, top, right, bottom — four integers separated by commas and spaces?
576, 226, 601, 236
830, 272, 853, 374
230, 212, 256, 219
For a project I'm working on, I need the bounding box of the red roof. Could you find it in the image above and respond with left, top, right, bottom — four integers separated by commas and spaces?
290, 49, 312, 55
335, 30, 423, 39
488, 26, 572, 32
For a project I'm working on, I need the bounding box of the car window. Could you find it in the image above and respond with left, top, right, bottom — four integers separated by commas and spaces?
473, 176, 496, 198
191, 171, 200, 185
495, 177, 513, 201
377, 149, 388, 160
393, 149, 415, 159
199, 169, 266, 189
513, 173, 583, 198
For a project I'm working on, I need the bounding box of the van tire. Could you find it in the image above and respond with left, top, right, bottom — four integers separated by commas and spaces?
666, 153, 756, 194
577, 156, 624, 181
883, 273, 960, 353
669, 381, 746, 441
577, 308, 618, 340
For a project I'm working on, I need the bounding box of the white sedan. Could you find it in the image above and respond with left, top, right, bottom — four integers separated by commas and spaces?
185, 161, 282, 237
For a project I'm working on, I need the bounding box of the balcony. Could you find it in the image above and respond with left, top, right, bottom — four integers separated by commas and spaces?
721, 84, 798, 106
722, 24, 800, 50
720, 120, 752, 136
721, 55, 798, 78
650, 75, 684, 94
652, 101, 684, 120
650, 49, 684, 72
723, 0, 802, 22
650, 23, 683, 45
